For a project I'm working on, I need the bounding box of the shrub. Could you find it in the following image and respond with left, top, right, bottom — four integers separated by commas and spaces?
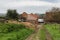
0, 23, 26, 33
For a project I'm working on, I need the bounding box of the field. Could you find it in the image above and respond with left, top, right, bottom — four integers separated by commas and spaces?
45, 24, 60, 40
0, 23, 34, 40
0, 23, 60, 40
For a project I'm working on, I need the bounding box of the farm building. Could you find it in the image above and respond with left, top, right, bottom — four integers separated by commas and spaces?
19, 12, 39, 24
0, 17, 7, 23
26, 13, 39, 24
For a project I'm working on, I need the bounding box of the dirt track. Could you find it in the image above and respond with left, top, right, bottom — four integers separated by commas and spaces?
25, 24, 52, 40
25, 25, 43, 40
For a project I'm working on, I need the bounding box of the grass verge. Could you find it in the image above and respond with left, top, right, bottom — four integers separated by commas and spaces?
39, 27, 46, 40
0, 23, 34, 40
45, 24, 60, 40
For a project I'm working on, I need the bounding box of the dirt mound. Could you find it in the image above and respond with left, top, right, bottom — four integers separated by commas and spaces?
8, 20, 36, 29
21, 22, 36, 29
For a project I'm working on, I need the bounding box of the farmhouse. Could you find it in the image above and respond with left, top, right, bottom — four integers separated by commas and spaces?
0, 17, 8, 23
19, 12, 39, 24
26, 13, 39, 24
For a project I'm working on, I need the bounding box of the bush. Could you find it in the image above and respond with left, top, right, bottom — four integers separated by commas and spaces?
45, 24, 60, 40
0, 23, 34, 40
0, 28, 34, 40
0, 23, 26, 33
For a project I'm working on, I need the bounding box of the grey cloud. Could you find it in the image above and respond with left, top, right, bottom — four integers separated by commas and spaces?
0, 0, 60, 14
0, 6, 52, 14
41, 0, 60, 3
17, 6, 52, 14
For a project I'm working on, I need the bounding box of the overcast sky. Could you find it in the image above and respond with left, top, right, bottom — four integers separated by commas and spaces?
0, 0, 60, 14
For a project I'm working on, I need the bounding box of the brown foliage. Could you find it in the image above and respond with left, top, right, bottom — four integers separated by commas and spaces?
45, 7, 60, 23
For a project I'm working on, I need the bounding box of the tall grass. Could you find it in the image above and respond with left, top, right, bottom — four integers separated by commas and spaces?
45, 24, 60, 40
0, 23, 34, 40
0, 23, 26, 33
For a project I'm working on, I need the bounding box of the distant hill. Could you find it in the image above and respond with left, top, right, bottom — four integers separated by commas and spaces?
39, 14, 45, 18
0, 13, 6, 17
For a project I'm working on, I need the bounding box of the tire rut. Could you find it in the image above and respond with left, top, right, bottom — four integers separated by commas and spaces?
44, 26, 53, 40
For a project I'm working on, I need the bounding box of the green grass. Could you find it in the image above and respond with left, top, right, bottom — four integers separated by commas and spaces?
45, 24, 60, 40
39, 28, 46, 40
0, 23, 34, 40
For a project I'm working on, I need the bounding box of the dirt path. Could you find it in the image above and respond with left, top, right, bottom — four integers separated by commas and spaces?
25, 24, 52, 40
25, 25, 43, 40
